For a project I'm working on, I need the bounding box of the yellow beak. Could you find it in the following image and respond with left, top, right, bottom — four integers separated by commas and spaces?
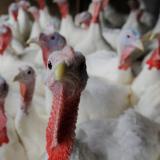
13, 72, 22, 82
54, 63, 66, 81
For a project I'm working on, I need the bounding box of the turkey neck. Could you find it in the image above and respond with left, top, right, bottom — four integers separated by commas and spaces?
46, 83, 81, 160
57, 2, 69, 18
91, 2, 102, 23
0, 33, 12, 56
38, 0, 45, 10
42, 47, 49, 68
0, 100, 9, 145
19, 80, 35, 114
118, 47, 135, 70
11, 10, 18, 21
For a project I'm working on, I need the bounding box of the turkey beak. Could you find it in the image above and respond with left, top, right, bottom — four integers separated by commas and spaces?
26, 38, 39, 45
149, 33, 156, 40
149, 33, 160, 41
54, 62, 66, 81
141, 32, 152, 42
132, 39, 144, 52
13, 72, 22, 82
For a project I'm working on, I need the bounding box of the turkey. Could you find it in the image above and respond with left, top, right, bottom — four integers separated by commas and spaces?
86, 28, 144, 84
7, 2, 25, 45
103, 0, 154, 50
27, 6, 42, 44
131, 36, 160, 105
33, 32, 67, 113
38, 0, 59, 33
75, 11, 92, 29
13, 65, 48, 160
122, 0, 154, 35
0, 25, 44, 117
17, 0, 32, 42
55, 0, 90, 47
75, 0, 112, 55
135, 81, 160, 124
35, 32, 67, 68
43, 43, 131, 124
0, 75, 28, 160
42, 46, 160, 160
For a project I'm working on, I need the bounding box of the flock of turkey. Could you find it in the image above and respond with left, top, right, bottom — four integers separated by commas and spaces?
0, 0, 160, 159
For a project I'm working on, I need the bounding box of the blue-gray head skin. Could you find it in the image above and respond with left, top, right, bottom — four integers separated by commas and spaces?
118, 29, 143, 50
39, 32, 67, 67
46, 46, 88, 95
18, 0, 30, 11
75, 11, 92, 28
0, 76, 9, 100
39, 32, 67, 53
118, 29, 144, 70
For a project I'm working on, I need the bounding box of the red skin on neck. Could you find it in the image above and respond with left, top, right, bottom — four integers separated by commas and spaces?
82, 20, 91, 29
42, 47, 49, 68
11, 11, 18, 21
146, 47, 160, 70
118, 47, 134, 70
0, 28, 12, 55
38, 0, 46, 10
19, 82, 34, 114
46, 83, 80, 160
91, 2, 102, 23
0, 102, 9, 146
57, 2, 69, 18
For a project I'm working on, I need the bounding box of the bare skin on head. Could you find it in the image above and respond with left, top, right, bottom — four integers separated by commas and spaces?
13, 66, 36, 114
46, 46, 88, 160
38, 32, 67, 67
75, 11, 92, 29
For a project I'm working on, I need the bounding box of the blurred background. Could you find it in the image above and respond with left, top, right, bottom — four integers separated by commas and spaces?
1, 0, 160, 19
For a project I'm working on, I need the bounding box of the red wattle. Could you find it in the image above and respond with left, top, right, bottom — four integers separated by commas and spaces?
0, 28, 12, 55
38, 0, 45, 10
19, 82, 34, 113
46, 83, 80, 160
58, 2, 69, 18
42, 47, 49, 68
0, 104, 9, 146
91, 2, 102, 23
118, 48, 134, 70
146, 48, 160, 70
0, 127, 9, 146
12, 11, 18, 21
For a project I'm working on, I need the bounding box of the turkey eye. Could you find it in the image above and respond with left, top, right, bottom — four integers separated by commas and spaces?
48, 61, 52, 70
79, 61, 86, 71
51, 36, 55, 40
27, 70, 31, 74
127, 35, 131, 38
